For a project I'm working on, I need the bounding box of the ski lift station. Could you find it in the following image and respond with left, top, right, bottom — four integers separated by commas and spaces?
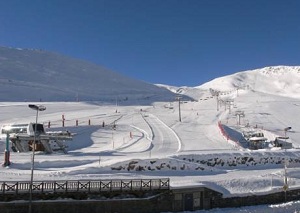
243, 131, 268, 150
1, 123, 73, 154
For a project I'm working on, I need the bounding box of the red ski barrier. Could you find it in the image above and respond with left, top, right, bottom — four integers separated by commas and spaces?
218, 121, 240, 148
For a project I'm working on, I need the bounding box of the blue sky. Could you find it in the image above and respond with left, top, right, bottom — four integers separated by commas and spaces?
0, 0, 300, 86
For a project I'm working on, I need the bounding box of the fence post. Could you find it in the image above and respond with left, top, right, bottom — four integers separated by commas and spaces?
16, 182, 18, 195
62, 114, 65, 127
2, 182, 5, 194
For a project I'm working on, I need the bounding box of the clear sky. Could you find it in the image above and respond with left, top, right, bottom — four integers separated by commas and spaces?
0, 0, 300, 86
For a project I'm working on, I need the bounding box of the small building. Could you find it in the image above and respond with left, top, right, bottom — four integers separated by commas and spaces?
243, 131, 267, 150
1, 123, 72, 154
248, 136, 268, 149
273, 137, 293, 149
171, 186, 222, 211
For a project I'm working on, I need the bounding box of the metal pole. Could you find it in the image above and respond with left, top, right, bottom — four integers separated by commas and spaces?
285, 130, 287, 148
29, 109, 38, 213
216, 93, 219, 111
283, 127, 290, 203
178, 97, 181, 122
3, 133, 10, 167
27, 104, 46, 213
284, 161, 288, 202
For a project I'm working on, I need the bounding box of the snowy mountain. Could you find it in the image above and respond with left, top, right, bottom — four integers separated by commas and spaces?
156, 84, 206, 100
0, 46, 176, 103
1, 61, 300, 211
2, 45, 297, 104
160, 66, 300, 100
197, 66, 300, 98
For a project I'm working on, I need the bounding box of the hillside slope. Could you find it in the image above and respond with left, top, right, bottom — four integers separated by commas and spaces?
197, 66, 300, 98
158, 66, 300, 101
0, 46, 175, 103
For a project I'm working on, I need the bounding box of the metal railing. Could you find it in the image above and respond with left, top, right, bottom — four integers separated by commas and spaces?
1, 178, 170, 195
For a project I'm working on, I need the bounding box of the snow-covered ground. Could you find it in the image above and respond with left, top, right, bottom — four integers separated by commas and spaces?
190, 200, 300, 212
1, 67, 300, 212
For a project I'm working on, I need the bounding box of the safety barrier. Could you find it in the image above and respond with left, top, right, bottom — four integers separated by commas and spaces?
218, 121, 241, 148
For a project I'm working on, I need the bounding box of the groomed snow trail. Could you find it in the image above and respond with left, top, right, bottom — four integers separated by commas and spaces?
143, 114, 181, 158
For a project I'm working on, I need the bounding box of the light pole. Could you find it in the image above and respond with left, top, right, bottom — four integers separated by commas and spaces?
176, 95, 182, 122
283, 127, 292, 148
284, 127, 292, 138
283, 126, 291, 202
28, 104, 46, 213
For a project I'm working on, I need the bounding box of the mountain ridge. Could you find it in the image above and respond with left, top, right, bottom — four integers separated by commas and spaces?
1, 46, 299, 102
197, 66, 300, 98
157, 66, 300, 100
0, 46, 176, 103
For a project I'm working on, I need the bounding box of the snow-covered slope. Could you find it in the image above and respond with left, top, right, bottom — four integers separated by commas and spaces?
160, 66, 300, 101
156, 83, 208, 100
0, 46, 176, 103
197, 66, 300, 98
2, 63, 300, 211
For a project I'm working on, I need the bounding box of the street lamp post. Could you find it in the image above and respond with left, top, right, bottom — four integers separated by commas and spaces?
284, 127, 292, 138
176, 95, 182, 122
28, 104, 46, 213
283, 126, 292, 202
283, 127, 292, 148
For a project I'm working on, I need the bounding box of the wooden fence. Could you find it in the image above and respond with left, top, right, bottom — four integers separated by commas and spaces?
1, 178, 170, 195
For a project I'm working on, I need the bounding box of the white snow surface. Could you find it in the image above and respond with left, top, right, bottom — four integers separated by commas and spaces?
0, 46, 175, 102
1, 65, 300, 212
198, 66, 300, 98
